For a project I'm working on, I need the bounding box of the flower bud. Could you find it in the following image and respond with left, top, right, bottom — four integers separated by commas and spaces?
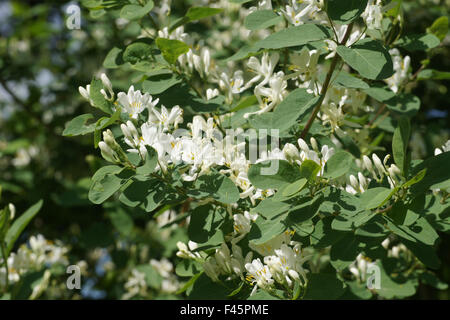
79, 85, 91, 101
297, 138, 309, 153
283, 143, 300, 162
310, 137, 319, 152
372, 153, 386, 177
8, 203, 15, 220
101, 73, 113, 94
349, 174, 359, 190
99, 141, 117, 163
103, 129, 117, 149
362, 155, 373, 172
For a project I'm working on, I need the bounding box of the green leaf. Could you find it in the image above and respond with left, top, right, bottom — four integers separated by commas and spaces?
119, 178, 176, 212
304, 273, 345, 299
417, 69, 450, 80
323, 150, 353, 179
191, 173, 240, 204
249, 89, 319, 134
62, 114, 96, 136
142, 72, 182, 94
224, 44, 261, 62
248, 160, 302, 190
310, 217, 346, 248
11, 270, 46, 300
374, 261, 418, 299
287, 193, 323, 224
177, 271, 204, 295
175, 260, 202, 277
427, 16, 449, 42
248, 216, 286, 245
332, 71, 369, 89
330, 233, 360, 270
252, 198, 291, 220
185, 7, 223, 21
122, 39, 154, 64
5, 200, 43, 255
230, 95, 258, 112
187, 273, 229, 299
299, 160, 321, 181
188, 205, 225, 246
385, 93, 421, 117
392, 116, 410, 175
103, 47, 124, 69
364, 187, 394, 210
410, 152, 450, 195
402, 238, 440, 269
336, 39, 394, 80
364, 85, 396, 102
244, 10, 283, 31
135, 264, 162, 289
386, 0, 403, 17
326, 0, 369, 24
332, 210, 376, 231
120, 1, 154, 20
156, 38, 190, 65
89, 168, 133, 204
282, 178, 307, 197
402, 168, 426, 189
89, 78, 113, 114
395, 33, 440, 51
136, 146, 158, 176
256, 24, 332, 49
389, 217, 439, 246
420, 272, 448, 290
247, 289, 281, 300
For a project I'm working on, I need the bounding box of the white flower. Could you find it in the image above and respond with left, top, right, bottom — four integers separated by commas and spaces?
233, 211, 258, 237
385, 49, 410, 93
249, 231, 292, 256
123, 269, 147, 300
100, 73, 114, 100
434, 140, 450, 155
324, 25, 365, 59
247, 52, 280, 87
244, 71, 287, 118
264, 243, 308, 287
281, 0, 323, 26
117, 86, 159, 119
349, 254, 376, 282
150, 258, 173, 278
78, 85, 94, 105
206, 88, 219, 100
151, 105, 183, 131
245, 258, 274, 295
361, 0, 383, 30
176, 241, 201, 259
121, 120, 140, 151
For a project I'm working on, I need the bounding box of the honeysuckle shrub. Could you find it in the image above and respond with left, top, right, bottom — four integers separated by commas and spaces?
1, 0, 450, 300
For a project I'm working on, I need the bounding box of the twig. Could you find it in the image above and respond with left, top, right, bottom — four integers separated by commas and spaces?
300, 23, 354, 139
